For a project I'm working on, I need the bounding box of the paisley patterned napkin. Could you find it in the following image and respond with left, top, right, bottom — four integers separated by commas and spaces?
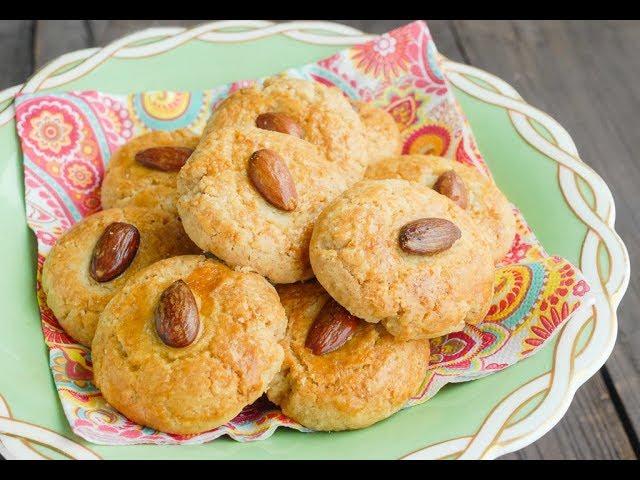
14, 20, 593, 445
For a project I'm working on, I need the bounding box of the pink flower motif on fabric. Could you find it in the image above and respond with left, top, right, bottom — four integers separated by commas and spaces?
393, 23, 447, 95
572, 280, 590, 297
429, 331, 476, 367
79, 91, 133, 149
352, 31, 412, 79
17, 99, 84, 162
503, 233, 532, 264
455, 136, 476, 167
317, 52, 342, 71
62, 160, 100, 193
403, 124, 452, 156
24, 168, 74, 252
522, 302, 580, 355
373, 33, 397, 57
29, 111, 73, 153
386, 92, 423, 130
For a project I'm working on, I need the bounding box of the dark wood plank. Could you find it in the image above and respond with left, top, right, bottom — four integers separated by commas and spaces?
333, 20, 408, 33
452, 19, 640, 459
501, 374, 636, 459
33, 21, 92, 70
0, 20, 33, 89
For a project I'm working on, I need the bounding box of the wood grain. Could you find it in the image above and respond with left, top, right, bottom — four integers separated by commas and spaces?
0, 20, 33, 88
501, 374, 635, 459
33, 21, 92, 69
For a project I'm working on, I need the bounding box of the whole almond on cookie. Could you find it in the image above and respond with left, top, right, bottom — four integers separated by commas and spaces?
90, 222, 140, 282
399, 218, 461, 255
256, 112, 304, 139
155, 279, 200, 348
135, 146, 194, 172
305, 299, 360, 355
248, 149, 298, 211
434, 170, 469, 209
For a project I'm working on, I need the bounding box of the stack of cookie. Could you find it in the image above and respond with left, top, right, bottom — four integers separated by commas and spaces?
42, 76, 515, 435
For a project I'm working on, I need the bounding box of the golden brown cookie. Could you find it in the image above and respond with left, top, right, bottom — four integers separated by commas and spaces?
41, 207, 200, 346
351, 101, 402, 164
267, 281, 430, 431
205, 76, 368, 184
177, 126, 349, 284
101, 130, 200, 215
92, 255, 287, 435
365, 154, 515, 263
309, 179, 494, 340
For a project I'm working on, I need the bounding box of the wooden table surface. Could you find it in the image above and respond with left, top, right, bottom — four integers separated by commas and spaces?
0, 20, 637, 460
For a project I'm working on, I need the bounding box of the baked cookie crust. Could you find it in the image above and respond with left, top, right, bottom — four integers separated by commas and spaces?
92, 255, 287, 435
41, 206, 199, 346
351, 100, 402, 165
268, 281, 430, 431
101, 129, 200, 215
309, 179, 494, 340
366, 154, 515, 263
206, 76, 368, 184
177, 126, 349, 284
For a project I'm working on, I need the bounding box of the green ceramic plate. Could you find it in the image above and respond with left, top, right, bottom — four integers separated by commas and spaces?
0, 21, 629, 460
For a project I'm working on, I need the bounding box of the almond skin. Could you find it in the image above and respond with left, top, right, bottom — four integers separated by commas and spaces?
255, 112, 304, 139
155, 279, 200, 348
399, 218, 461, 255
135, 146, 194, 172
433, 170, 469, 209
305, 299, 360, 355
90, 222, 140, 282
248, 149, 298, 211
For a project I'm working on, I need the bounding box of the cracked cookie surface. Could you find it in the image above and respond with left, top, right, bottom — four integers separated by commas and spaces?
309, 179, 495, 340
366, 154, 515, 263
351, 100, 402, 164
177, 126, 349, 283
267, 281, 430, 431
41, 206, 199, 347
205, 76, 368, 184
101, 130, 200, 215
92, 255, 287, 435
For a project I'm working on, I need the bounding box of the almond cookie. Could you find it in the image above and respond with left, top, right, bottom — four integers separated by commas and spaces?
309, 179, 494, 340
351, 101, 402, 164
366, 154, 515, 263
268, 281, 430, 431
101, 130, 200, 215
205, 76, 368, 183
41, 207, 200, 346
93, 255, 287, 435
177, 126, 349, 284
